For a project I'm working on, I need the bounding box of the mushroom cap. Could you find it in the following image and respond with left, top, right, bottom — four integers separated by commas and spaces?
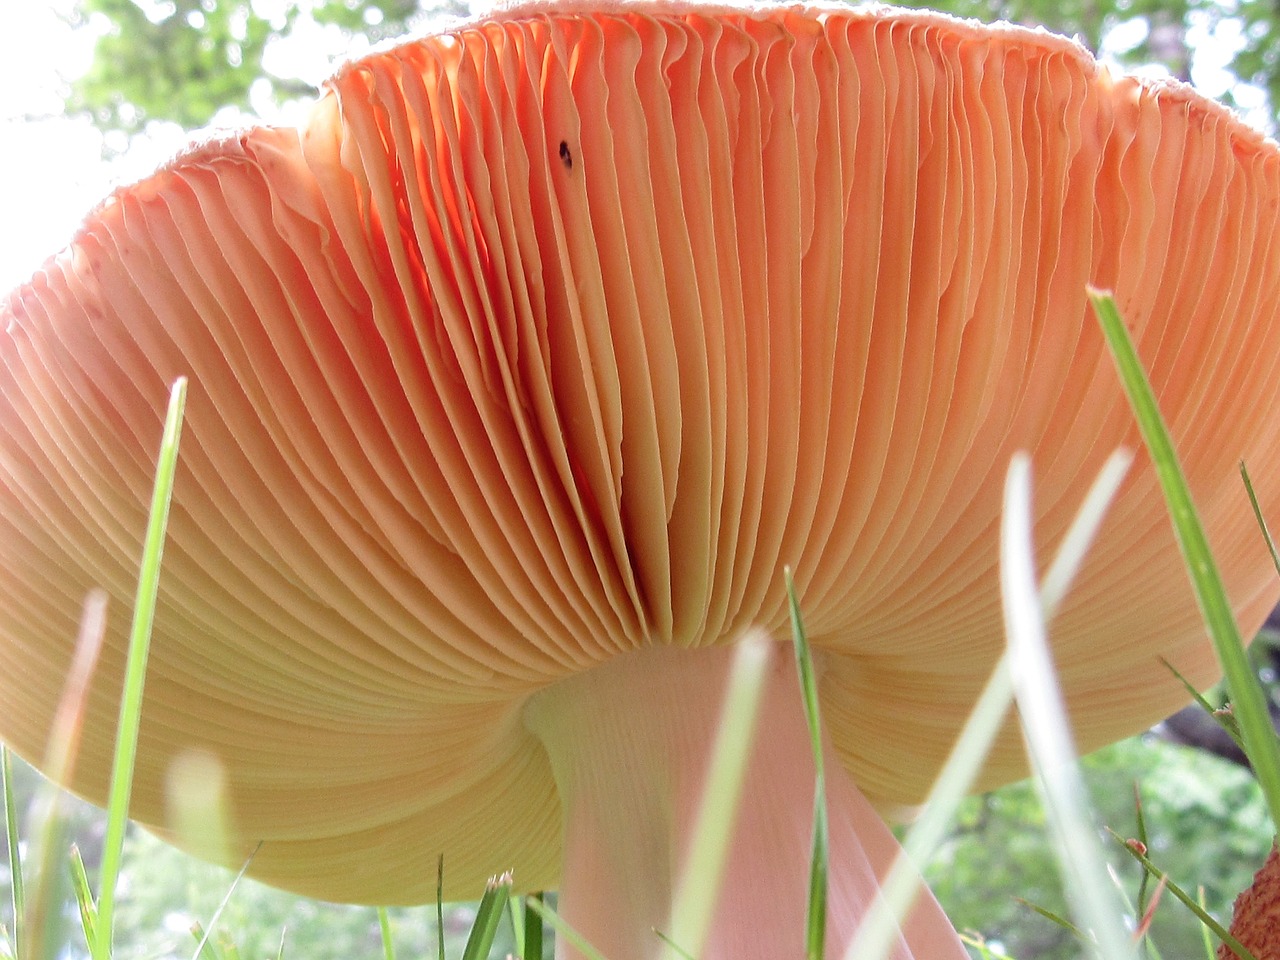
3, 0, 1280, 903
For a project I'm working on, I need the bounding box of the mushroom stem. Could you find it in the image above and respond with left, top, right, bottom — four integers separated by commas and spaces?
523, 643, 968, 960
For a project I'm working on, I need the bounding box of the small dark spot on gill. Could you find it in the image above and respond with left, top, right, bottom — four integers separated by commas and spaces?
559, 140, 572, 170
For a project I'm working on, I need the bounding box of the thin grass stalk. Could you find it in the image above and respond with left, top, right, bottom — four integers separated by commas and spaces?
1240, 464, 1280, 578
186, 842, 260, 960
844, 448, 1132, 960
377, 907, 395, 960
1090, 289, 1280, 825
24, 591, 111, 960
2, 748, 21, 959
435, 857, 446, 960
1111, 832, 1255, 960
662, 631, 771, 960
96, 377, 188, 959
785, 571, 829, 960
1002, 452, 1135, 960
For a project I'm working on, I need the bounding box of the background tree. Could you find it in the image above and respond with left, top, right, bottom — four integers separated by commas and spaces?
60, 0, 1280, 138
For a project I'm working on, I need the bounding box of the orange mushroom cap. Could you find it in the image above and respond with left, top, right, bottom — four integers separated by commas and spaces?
2, 0, 1280, 937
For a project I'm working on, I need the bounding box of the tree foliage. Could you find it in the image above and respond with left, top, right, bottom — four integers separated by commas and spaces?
60, 0, 1280, 137
66, 0, 454, 135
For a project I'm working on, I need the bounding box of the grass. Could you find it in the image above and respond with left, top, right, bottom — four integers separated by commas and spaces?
1, 290, 1278, 960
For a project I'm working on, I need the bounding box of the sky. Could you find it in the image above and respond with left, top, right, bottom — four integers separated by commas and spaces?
0, 1, 1268, 297
0, 1, 349, 294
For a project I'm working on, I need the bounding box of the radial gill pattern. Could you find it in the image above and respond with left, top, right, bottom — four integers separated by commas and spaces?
3, 2, 1280, 902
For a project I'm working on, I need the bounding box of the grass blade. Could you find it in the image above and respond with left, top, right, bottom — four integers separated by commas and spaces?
661, 631, 771, 960
436, 856, 446, 960
785, 570, 828, 960
1091, 289, 1280, 826
460, 873, 513, 960
844, 449, 1131, 960
523, 893, 544, 960
96, 377, 187, 958
523, 895, 608, 960
68, 844, 97, 953
1002, 452, 1135, 960
188, 842, 261, 960
377, 907, 395, 960
1110, 830, 1256, 960
1240, 462, 1280, 578
2, 748, 21, 959
24, 590, 111, 960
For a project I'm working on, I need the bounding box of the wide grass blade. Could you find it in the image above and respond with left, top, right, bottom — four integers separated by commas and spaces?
1002, 452, 1135, 960
662, 630, 771, 960
96, 376, 188, 959
523, 894, 544, 960
1091, 289, 1280, 826
785, 571, 828, 960
461, 874, 513, 960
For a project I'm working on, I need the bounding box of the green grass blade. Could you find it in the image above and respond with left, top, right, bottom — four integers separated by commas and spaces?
1015, 899, 1088, 941
23, 591, 110, 960
523, 894, 544, 960
189, 922, 219, 960
510, 895, 525, 958
785, 570, 828, 960
460, 873, 513, 960
523, 895, 608, 960
186, 844, 259, 960
2, 748, 21, 959
844, 450, 1131, 960
1091, 289, 1280, 826
96, 377, 188, 958
1161, 659, 1246, 752
377, 907, 395, 960
436, 856, 446, 960
655, 930, 696, 960
68, 844, 98, 953
1110, 830, 1256, 960
1196, 888, 1215, 960
1240, 462, 1280, 577
1002, 452, 1135, 960
188, 841, 261, 960
662, 630, 770, 960
1131, 785, 1152, 919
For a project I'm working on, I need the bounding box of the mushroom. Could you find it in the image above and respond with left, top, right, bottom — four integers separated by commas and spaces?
3, 2, 1280, 958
